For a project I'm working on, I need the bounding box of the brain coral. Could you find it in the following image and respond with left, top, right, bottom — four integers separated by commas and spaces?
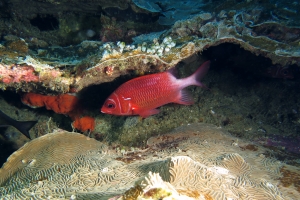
0, 124, 299, 199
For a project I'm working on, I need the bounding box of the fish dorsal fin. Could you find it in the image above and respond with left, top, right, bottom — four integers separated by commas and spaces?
167, 67, 178, 78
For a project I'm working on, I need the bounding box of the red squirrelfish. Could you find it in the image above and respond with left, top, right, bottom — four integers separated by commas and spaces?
101, 61, 210, 118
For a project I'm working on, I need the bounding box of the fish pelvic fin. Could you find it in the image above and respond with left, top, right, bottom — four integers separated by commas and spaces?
138, 109, 160, 118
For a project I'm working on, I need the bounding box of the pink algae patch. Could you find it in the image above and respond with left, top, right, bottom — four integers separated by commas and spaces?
0, 65, 39, 83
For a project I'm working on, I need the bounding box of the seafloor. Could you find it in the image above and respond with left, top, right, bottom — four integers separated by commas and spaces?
0, 0, 300, 199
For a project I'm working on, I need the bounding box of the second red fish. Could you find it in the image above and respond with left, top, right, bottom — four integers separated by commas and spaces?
101, 61, 210, 118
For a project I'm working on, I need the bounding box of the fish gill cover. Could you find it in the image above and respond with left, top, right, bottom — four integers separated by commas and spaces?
132, 0, 208, 25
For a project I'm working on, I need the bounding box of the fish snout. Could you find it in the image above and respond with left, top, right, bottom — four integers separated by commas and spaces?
100, 107, 112, 114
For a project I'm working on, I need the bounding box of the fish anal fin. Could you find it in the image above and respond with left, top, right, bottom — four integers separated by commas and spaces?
137, 109, 160, 118
174, 89, 194, 105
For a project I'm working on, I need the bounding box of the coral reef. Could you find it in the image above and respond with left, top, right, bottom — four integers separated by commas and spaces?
132, 0, 208, 25
1, 8, 300, 94
0, 2, 300, 199
0, 0, 162, 47
0, 65, 39, 84
99, 15, 126, 42
132, 0, 300, 26
279, 166, 300, 193
0, 61, 69, 93
1, 6, 297, 148
1, 123, 299, 199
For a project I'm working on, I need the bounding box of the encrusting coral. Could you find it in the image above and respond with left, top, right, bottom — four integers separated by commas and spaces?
21, 93, 95, 132
72, 116, 96, 132
0, 123, 299, 199
22, 93, 78, 114
0, 65, 39, 84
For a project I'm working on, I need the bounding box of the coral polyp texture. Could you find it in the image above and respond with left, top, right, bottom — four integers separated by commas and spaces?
0, 123, 299, 199
0, 8, 299, 94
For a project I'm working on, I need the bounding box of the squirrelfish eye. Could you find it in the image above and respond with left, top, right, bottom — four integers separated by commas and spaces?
106, 103, 115, 109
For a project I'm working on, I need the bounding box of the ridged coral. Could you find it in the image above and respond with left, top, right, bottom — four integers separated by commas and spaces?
1, 123, 299, 199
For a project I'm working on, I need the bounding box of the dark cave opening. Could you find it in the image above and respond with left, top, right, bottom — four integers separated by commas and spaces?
202, 43, 299, 79
30, 14, 59, 31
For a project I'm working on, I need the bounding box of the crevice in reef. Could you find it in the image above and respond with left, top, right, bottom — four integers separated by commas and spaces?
30, 14, 59, 31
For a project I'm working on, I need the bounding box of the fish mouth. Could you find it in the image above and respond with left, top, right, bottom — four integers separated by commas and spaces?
101, 109, 111, 114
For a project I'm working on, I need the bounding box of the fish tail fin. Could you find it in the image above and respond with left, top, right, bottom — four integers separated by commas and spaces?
186, 60, 210, 88
14, 120, 38, 139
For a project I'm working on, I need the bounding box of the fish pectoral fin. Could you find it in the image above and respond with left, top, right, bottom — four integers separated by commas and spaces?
174, 89, 194, 105
138, 109, 160, 118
